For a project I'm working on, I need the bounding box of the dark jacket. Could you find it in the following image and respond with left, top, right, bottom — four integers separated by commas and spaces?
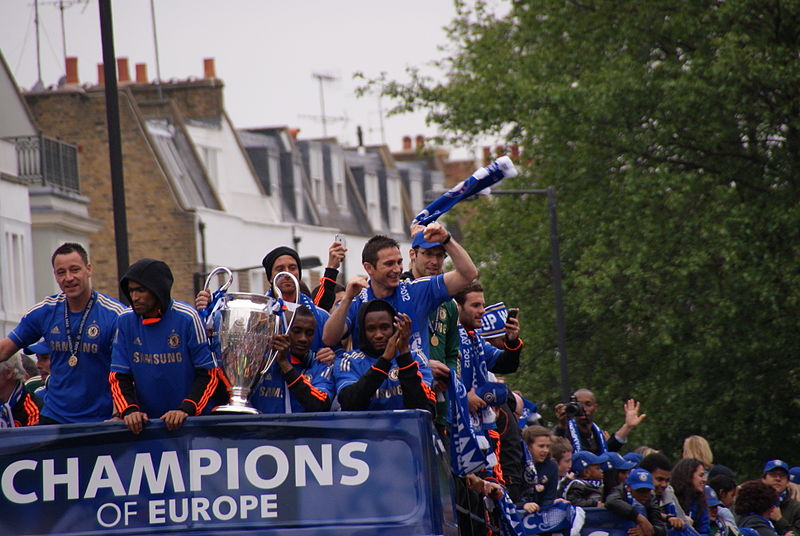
774, 496, 800, 536
516, 458, 559, 509
120, 258, 173, 313
737, 514, 779, 536
605, 484, 666, 536
563, 477, 603, 507
495, 397, 526, 502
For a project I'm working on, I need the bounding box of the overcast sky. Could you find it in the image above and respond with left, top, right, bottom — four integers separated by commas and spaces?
0, 0, 502, 157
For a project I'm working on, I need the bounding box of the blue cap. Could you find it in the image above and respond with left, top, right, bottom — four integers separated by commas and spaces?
23, 341, 50, 356
475, 382, 508, 406
412, 231, 443, 250
478, 302, 507, 339
572, 450, 608, 475
623, 452, 643, 466
605, 452, 637, 471
789, 467, 800, 484
705, 485, 722, 507
763, 459, 790, 475
626, 468, 655, 490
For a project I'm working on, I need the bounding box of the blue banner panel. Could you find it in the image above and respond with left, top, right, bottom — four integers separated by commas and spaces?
0, 411, 448, 536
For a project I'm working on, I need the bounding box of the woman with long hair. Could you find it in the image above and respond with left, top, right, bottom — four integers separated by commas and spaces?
672, 457, 710, 535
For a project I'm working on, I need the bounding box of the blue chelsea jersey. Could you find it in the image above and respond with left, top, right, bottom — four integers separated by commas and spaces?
250, 352, 333, 414
333, 349, 434, 411
345, 275, 450, 359
110, 300, 216, 417
9, 291, 125, 423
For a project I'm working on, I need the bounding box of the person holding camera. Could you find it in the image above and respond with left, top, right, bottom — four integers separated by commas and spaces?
553, 388, 646, 455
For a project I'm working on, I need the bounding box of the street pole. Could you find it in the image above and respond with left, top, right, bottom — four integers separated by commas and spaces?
491, 188, 571, 402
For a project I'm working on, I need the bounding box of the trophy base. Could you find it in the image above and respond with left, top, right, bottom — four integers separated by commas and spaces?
213, 404, 260, 415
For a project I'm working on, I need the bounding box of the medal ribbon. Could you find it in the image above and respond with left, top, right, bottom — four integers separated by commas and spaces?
63, 291, 96, 361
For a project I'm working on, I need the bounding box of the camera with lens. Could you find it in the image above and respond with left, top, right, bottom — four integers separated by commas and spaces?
564, 395, 585, 419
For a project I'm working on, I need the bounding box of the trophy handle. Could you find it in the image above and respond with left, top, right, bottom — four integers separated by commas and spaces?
261, 271, 301, 374
204, 266, 233, 293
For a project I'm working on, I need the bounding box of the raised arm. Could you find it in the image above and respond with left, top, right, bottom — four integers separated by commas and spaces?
321, 276, 367, 346
422, 223, 478, 295
0, 337, 21, 364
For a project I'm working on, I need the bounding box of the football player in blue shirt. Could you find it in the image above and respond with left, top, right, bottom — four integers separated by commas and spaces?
250, 305, 334, 413
322, 223, 478, 359
333, 300, 435, 412
109, 258, 225, 434
0, 243, 125, 424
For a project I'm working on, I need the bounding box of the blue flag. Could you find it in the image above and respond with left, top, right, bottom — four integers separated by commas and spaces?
496, 488, 525, 536
517, 396, 539, 429
520, 502, 576, 534
413, 156, 517, 225
446, 370, 487, 476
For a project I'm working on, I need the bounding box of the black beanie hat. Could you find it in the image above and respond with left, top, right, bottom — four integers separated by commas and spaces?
261, 246, 302, 282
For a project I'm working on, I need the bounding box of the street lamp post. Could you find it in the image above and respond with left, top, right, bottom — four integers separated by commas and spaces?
491, 187, 570, 402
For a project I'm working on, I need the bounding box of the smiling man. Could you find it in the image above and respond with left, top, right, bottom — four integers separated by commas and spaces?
322, 223, 478, 361
109, 258, 226, 434
0, 243, 125, 424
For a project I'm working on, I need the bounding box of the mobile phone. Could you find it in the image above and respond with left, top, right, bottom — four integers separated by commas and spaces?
507, 308, 519, 319
335, 233, 346, 248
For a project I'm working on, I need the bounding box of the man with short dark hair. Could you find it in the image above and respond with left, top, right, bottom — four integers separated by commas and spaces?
109, 258, 225, 434
322, 223, 478, 364
761, 459, 800, 535
0, 242, 125, 424
640, 452, 687, 530
333, 301, 434, 412
250, 305, 334, 413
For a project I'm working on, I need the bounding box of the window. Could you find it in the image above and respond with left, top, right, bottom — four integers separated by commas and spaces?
2, 232, 27, 313
308, 147, 325, 204
331, 151, 346, 209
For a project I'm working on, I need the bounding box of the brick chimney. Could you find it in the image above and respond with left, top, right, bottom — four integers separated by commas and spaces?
289, 128, 300, 140
135, 63, 148, 83
402, 136, 412, 151
65, 57, 79, 85
510, 144, 520, 161
97, 64, 104, 85
415, 134, 425, 150
117, 57, 130, 82
203, 58, 216, 79
482, 146, 491, 165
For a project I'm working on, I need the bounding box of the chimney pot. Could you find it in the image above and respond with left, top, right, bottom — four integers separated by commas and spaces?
289, 128, 300, 140
117, 57, 130, 82
135, 63, 148, 83
65, 57, 79, 84
402, 136, 412, 151
495, 145, 505, 157
204, 58, 216, 79
97, 63, 105, 85
415, 135, 425, 149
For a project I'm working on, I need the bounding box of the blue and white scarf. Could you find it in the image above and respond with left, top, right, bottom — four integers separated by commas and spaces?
496, 487, 525, 536
521, 502, 577, 535
446, 370, 487, 476
413, 156, 517, 225
0, 381, 25, 428
567, 418, 608, 454
522, 440, 539, 485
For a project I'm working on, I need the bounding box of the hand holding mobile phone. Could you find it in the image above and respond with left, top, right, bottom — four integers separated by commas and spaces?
507, 308, 519, 319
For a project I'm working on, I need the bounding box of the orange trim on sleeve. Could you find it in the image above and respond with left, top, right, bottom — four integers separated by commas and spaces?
504, 338, 523, 351
488, 429, 505, 486
194, 368, 221, 415
370, 365, 389, 376
108, 372, 139, 415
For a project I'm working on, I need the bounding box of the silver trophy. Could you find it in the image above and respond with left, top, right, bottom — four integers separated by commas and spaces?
206, 267, 280, 414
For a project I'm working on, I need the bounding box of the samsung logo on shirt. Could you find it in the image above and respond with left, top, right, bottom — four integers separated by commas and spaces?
132, 352, 183, 365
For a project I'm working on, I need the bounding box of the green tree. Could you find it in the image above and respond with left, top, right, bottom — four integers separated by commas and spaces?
367, 0, 800, 475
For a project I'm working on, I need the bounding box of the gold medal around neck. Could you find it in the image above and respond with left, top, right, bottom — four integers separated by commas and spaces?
431, 335, 439, 347
68, 355, 78, 367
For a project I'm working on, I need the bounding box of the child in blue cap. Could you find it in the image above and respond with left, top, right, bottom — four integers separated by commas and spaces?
562, 450, 607, 507
606, 468, 666, 536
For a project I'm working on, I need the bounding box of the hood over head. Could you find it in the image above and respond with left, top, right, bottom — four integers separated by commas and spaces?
121, 258, 173, 314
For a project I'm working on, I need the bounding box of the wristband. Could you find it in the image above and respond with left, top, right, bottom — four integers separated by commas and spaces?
504, 337, 523, 351
441, 233, 452, 246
